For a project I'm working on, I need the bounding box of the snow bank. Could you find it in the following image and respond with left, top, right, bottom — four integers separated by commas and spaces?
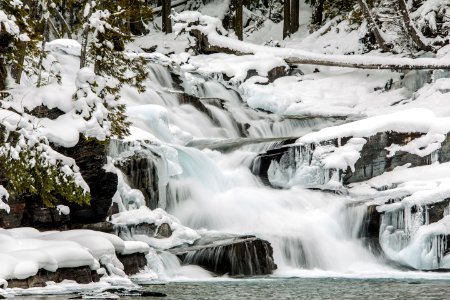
298, 108, 450, 145
0, 228, 149, 284
188, 53, 287, 83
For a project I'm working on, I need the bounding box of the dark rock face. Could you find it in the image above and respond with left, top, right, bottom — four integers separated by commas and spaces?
170, 234, 277, 276
28, 105, 64, 120
116, 151, 160, 209
57, 138, 118, 224
428, 198, 450, 224
117, 253, 147, 275
0, 195, 71, 230
0, 197, 26, 228
7, 267, 100, 288
253, 132, 450, 187
0, 137, 118, 228
251, 139, 297, 185
342, 132, 443, 184
157, 223, 173, 238
359, 205, 383, 255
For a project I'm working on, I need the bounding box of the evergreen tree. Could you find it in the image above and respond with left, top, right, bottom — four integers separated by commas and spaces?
76, 1, 149, 139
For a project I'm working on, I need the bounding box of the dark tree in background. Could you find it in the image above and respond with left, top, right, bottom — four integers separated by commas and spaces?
283, 0, 291, 38
291, 0, 300, 34
311, 0, 324, 31
235, 0, 243, 40
162, 0, 172, 33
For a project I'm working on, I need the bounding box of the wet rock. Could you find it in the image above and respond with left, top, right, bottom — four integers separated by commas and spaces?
428, 198, 450, 224
28, 105, 64, 120
116, 151, 160, 209
157, 223, 172, 238
117, 252, 147, 275
254, 132, 450, 187
170, 233, 277, 276
7, 266, 101, 288
359, 205, 383, 255
251, 139, 297, 185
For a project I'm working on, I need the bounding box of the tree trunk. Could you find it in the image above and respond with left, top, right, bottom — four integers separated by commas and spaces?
311, 0, 325, 30
162, 0, 172, 34
54, 7, 73, 39
37, 19, 50, 87
10, 41, 26, 84
0, 61, 7, 97
398, 0, 432, 51
357, 0, 392, 52
80, 1, 94, 69
283, 0, 291, 39
291, 0, 299, 34
235, 0, 243, 41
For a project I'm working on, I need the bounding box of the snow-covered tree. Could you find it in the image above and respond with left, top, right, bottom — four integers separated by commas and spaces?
76, 1, 148, 139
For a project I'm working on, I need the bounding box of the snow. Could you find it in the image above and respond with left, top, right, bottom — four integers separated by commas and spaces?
0, 228, 150, 284
0, 186, 10, 213
56, 205, 70, 215
110, 206, 200, 250
298, 108, 450, 146
187, 52, 287, 83
173, 11, 450, 69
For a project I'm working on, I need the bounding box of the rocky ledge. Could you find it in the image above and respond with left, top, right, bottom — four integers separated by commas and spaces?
169, 233, 277, 277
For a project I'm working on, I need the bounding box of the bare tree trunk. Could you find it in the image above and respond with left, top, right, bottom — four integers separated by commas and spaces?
283, 0, 291, 39
0, 61, 7, 97
235, 0, 243, 41
398, 0, 432, 51
357, 0, 392, 52
37, 19, 50, 87
54, 7, 73, 39
80, 1, 93, 69
48, 19, 61, 39
10, 41, 26, 84
162, 0, 172, 33
291, 0, 299, 34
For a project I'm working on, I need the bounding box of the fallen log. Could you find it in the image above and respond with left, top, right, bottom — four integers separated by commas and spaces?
176, 12, 450, 71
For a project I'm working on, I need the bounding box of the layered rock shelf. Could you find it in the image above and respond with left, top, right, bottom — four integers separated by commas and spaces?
169, 234, 277, 276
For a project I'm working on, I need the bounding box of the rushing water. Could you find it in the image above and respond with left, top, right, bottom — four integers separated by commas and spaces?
116, 63, 450, 280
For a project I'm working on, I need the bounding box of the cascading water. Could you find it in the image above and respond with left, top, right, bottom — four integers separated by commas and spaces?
165, 146, 386, 274
120, 61, 401, 278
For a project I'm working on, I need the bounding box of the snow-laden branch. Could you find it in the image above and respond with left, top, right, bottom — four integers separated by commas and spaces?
173, 11, 450, 70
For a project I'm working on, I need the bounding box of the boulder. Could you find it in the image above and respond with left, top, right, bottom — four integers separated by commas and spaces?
169, 233, 276, 276
7, 267, 101, 288
116, 151, 160, 209
117, 252, 147, 275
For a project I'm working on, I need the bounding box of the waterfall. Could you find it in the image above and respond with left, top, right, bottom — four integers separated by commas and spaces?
117, 60, 405, 278
165, 146, 383, 273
